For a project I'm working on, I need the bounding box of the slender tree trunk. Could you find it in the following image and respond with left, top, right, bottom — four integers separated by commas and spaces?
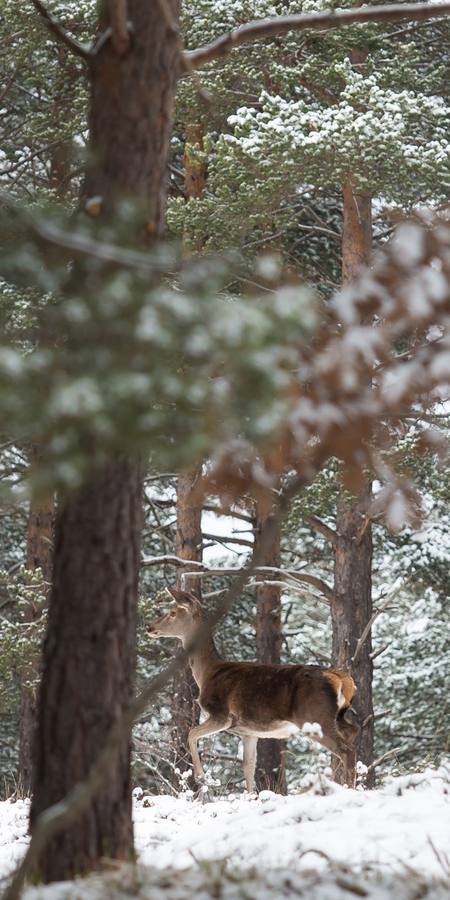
172, 466, 203, 787
255, 499, 287, 794
172, 124, 207, 790
341, 179, 372, 280
18, 455, 54, 795
332, 178, 374, 785
333, 487, 374, 777
30, 1, 180, 881
19, 53, 71, 792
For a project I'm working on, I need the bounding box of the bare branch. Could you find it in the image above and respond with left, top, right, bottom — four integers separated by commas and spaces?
108, 0, 131, 56
370, 642, 391, 661
352, 581, 406, 663
155, 0, 180, 35
306, 516, 337, 546
248, 579, 331, 609
30, 0, 93, 62
142, 553, 204, 568
202, 531, 254, 548
352, 594, 394, 664
141, 555, 333, 601
203, 504, 254, 522
185, 2, 450, 69
366, 746, 404, 773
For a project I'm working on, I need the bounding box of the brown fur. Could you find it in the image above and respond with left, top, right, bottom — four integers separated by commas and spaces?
148, 590, 359, 790
323, 670, 357, 707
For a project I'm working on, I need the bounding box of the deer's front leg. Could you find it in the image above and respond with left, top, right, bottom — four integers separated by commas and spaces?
242, 735, 258, 793
188, 716, 232, 786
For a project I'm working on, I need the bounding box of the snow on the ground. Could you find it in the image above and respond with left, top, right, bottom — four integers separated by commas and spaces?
0, 766, 449, 899
134, 767, 449, 877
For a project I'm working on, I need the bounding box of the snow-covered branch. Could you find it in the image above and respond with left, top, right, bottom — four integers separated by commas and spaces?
185, 2, 450, 69
141, 555, 333, 601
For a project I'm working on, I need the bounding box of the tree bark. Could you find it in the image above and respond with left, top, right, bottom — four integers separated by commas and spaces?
332, 178, 374, 785
255, 500, 287, 794
30, 0, 180, 881
31, 460, 143, 878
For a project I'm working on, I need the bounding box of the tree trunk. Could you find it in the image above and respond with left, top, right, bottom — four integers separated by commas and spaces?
18, 460, 54, 795
30, 1, 180, 881
31, 460, 143, 878
172, 123, 207, 791
172, 466, 203, 789
255, 500, 287, 794
333, 487, 374, 781
18, 50, 71, 791
341, 179, 372, 280
332, 179, 374, 785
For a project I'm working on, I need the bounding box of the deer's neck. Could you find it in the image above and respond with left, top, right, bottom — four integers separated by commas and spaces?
185, 634, 220, 689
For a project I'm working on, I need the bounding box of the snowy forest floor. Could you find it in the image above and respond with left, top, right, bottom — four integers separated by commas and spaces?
0, 766, 449, 899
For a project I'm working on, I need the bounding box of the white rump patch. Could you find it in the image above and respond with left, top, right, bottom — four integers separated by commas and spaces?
337, 685, 346, 710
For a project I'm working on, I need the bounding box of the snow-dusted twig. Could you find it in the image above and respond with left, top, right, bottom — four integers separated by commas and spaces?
185, 2, 450, 69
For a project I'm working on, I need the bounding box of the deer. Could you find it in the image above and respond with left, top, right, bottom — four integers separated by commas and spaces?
148, 588, 359, 793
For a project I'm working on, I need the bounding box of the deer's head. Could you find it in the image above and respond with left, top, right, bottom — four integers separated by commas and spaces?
147, 589, 203, 646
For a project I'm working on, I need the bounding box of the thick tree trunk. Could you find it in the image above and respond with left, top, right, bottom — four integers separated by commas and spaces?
30, 1, 180, 881
172, 466, 203, 788
172, 124, 207, 790
332, 179, 374, 785
255, 500, 287, 794
18, 466, 54, 795
31, 460, 143, 878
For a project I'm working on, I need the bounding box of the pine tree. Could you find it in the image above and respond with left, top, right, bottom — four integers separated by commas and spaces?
29, 0, 180, 880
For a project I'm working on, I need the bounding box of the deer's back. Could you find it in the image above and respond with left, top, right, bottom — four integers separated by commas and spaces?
199, 660, 353, 733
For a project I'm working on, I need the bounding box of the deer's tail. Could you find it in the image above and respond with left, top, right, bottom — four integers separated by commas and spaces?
323, 670, 357, 713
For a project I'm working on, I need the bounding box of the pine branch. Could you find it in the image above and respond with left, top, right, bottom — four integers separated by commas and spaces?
185, 2, 450, 69
30, 0, 93, 62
